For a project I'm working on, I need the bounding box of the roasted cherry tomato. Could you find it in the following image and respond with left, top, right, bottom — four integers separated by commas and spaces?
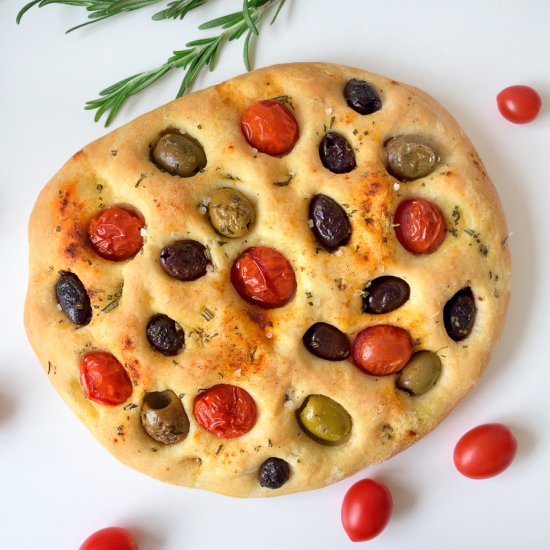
79, 527, 138, 550
352, 325, 413, 376
88, 206, 144, 261
454, 423, 518, 479
231, 246, 297, 309
241, 99, 299, 156
497, 85, 542, 124
194, 384, 257, 439
80, 351, 133, 406
341, 479, 393, 542
393, 198, 446, 254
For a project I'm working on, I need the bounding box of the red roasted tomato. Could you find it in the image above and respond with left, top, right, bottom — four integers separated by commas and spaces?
88, 206, 144, 261
194, 384, 257, 439
393, 198, 446, 254
231, 246, 297, 308
341, 479, 393, 542
497, 85, 542, 124
454, 423, 518, 479
80, 351, 133, 406
241, 99, 299, 156
79, 527, 138, 550
352, 325, 413, 375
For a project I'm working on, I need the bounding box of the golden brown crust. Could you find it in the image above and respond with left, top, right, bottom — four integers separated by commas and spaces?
25, 62, 511, 497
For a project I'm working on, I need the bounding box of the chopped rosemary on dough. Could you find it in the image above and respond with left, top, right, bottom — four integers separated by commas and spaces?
201, 307, 215, 321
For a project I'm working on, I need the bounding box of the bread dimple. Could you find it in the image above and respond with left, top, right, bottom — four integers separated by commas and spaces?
25, 62, 511, 497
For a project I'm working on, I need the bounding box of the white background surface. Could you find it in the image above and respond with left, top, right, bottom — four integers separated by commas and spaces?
1, 1, 549, 548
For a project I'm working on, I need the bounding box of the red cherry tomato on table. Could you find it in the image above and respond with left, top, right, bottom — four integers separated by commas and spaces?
80, 351, 133, 406
497, 85, 542, 124
231, 246, 297, 309
454, 423, 518, 479
393, 198, 446, 254
194, 384, 257, 439
341, 479, 393, 542
88, 206, 144, 261
241, 99, 299, 156
352, 325, 413, 376
79, 527, 138, 550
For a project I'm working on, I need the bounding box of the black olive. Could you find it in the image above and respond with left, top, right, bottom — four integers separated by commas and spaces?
308, 194, 351, 252
259, 457, 290, 489
151, 132, 207, 177
302, 322, 351, 361
343, 79, 382, 115
159, 240, 210, 281
141, 390, 190, 445
146, 314, 185, 356
55, 271, 92, 326
362, 276, 410, 314
444, 287, 476, 341
319, 132, 356, 174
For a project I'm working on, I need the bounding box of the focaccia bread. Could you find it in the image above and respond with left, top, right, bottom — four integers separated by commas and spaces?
25, 62, 511, 497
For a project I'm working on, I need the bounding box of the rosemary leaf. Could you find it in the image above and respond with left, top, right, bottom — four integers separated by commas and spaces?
16, 0, 42, 24
270, 0, 285, 24
242, 0, 259, 36
243, 28, 253, 71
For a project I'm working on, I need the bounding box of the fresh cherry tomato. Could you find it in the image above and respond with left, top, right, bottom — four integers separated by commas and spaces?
241, 99, 299, 156
80, 351, 133, 406
79, 527, 138, 550
341, 479, 393, 542
194, 384, 257, 439
231, 246, 297, 309
88, 206, 144, 261
393, 198, 446, 254
497, 85, 542, 124
454, 423, 518, 479
352, 325, 413, 376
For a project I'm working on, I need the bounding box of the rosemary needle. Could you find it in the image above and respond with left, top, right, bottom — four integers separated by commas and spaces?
16, 0, 288, 125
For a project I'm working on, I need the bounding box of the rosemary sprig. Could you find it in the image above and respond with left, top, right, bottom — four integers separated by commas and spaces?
17, 0, 166, 32
85, 0, 286, 125
16, 0, 210, 29
17, 0, 288, 125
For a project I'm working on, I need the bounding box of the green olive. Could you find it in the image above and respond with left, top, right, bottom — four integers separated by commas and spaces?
151, 132, 207, 177
141, 389, 190, 444
385, 135, 438, 180
208, 188, 255, 238
297, 394, 352, 445
396, 351, 441, 396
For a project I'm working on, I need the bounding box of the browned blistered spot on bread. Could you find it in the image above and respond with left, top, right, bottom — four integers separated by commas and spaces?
64, 242, 79, 260
59, 192, 70, 215
125, 358, 142, 382
54, 182, 89, 266
361, 198, 372, 215
365, 181, 382, 196
122, 335, 135, 352
72, 149, 85, 160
